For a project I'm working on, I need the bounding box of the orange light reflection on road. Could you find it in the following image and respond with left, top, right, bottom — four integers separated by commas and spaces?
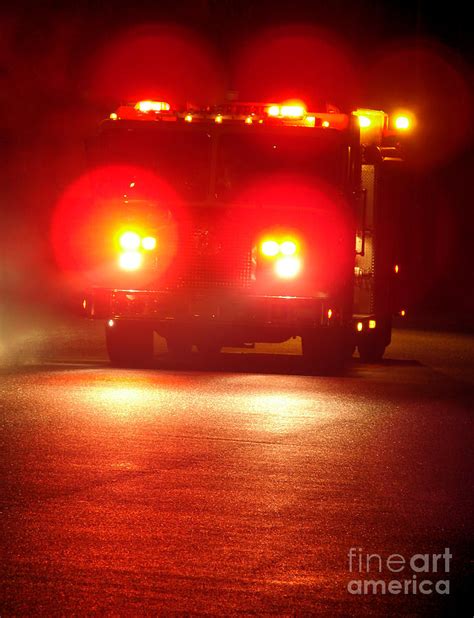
245, 392, 330, 433
82, 383, 168, 420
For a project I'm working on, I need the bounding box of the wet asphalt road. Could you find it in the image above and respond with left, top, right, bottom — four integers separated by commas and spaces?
1, 315, 473, 616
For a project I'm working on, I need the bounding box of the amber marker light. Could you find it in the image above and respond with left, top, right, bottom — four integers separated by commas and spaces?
358, 115, 371, 128
394, 115, 410, 130
369, 320, 376, 329
357, 322, 363, 332
391, 110, 415, 132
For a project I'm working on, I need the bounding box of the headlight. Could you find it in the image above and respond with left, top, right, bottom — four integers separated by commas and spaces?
275, 256, 301, 279
119, 231, 141, 251
260, 237, 299, 257
280, 240, 297, 256
261, 240, 280, 257
117, 230, 157, 271
259, 235, 302, 279
118, 251, 143, 271
142, 236, 157, 251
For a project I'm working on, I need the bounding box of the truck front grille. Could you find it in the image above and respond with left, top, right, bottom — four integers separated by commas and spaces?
176, 228, 254, 289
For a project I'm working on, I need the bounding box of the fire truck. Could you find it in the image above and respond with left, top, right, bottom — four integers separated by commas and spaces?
83, 99, 411, 371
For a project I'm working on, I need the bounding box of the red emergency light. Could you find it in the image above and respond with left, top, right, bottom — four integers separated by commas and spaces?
113, 100, 174, 121
107, 98, 356, 131
135, 100, 170, 112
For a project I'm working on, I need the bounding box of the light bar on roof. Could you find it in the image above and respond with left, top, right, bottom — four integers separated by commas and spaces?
135, 100, 171, 113
108, 100, 354, 130
281, 104, 305, 118
266, 103, 306, 119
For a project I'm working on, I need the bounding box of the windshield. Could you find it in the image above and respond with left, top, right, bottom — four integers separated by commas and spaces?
215, 129, 348, 203
90, 126, 212, 201
90, 124, 348, 205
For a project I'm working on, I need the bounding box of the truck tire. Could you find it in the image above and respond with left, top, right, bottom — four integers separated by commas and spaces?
301, 328, 347, 375
105, 321, 154, 367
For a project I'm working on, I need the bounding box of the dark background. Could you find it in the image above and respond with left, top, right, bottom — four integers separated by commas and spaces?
1, 0, 473, 328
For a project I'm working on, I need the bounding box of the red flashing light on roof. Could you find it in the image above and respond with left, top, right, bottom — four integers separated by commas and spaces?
266, 102, 306, 119
135, 100, 171, 113
112, 100, 175, 122
281, 104, 305, 118
108, 100, 352, 130
267, 105, 280, 117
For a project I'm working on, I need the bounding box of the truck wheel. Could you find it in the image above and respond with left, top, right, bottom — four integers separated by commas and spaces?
357, 338, 386, 363
106, 321, 154, 367
301, 329, 347, 374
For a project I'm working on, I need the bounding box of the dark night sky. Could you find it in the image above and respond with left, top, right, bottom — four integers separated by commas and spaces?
1, 1, 473, 111
2, 1, 473, 71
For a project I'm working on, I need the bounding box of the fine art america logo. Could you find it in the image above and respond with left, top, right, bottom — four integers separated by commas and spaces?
347, 548, 452, 595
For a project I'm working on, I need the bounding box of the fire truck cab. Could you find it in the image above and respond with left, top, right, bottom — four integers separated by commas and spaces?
83, 99, 410, 371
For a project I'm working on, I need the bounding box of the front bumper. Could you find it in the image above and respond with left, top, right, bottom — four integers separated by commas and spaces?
84, 288, 337, 329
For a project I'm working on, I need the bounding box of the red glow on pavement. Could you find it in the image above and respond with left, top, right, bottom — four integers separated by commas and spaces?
232, 24, 359, 111
89, 24, 225, 107
50, 165, 183, 287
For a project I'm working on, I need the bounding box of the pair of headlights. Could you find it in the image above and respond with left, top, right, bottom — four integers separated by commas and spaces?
118, 231, 157, 271
117, 230, 302, 279
260, 239, 302, 279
